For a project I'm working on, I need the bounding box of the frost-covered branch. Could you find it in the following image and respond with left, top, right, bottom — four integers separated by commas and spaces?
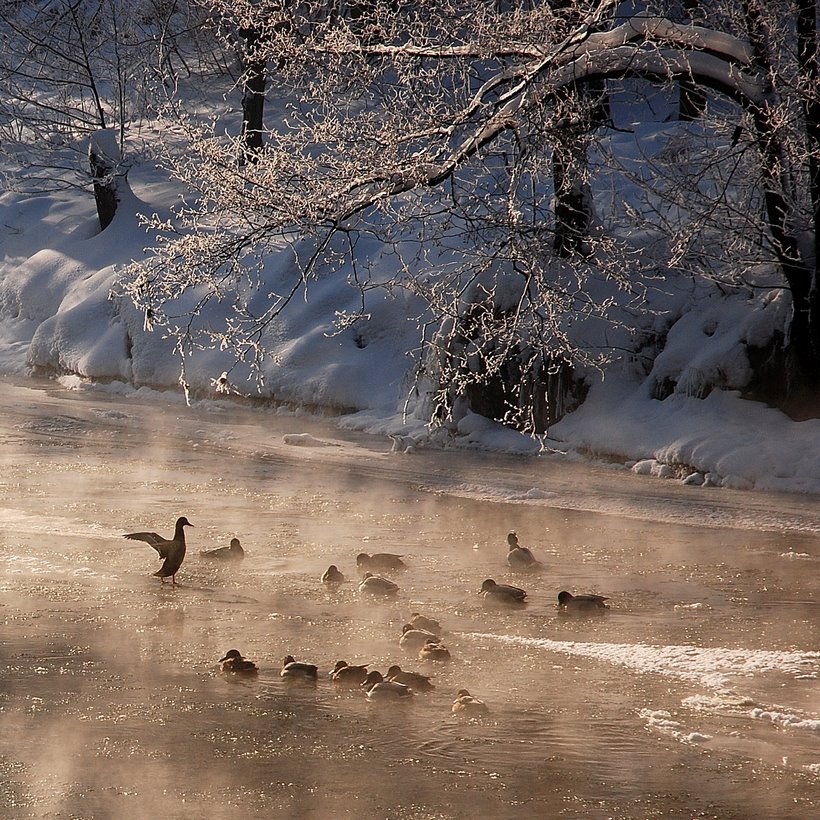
120, 0, 820, 423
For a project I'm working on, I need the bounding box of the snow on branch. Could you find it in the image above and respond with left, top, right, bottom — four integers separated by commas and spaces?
308, 16, 756, 68
582, 16, 755, 66
332, 42, 763, 226
549, 47, 764, 104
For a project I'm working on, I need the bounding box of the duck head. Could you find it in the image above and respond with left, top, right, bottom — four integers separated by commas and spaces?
361, 670, 384, 688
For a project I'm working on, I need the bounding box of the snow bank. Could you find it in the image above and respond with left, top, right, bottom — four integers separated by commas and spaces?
553, 377, 820, 494
0, 140, 819, 499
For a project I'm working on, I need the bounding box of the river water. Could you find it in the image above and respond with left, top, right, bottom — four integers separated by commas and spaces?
0, 376, 818, 818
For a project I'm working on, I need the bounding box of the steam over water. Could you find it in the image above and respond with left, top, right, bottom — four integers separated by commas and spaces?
1, 377, 819, 818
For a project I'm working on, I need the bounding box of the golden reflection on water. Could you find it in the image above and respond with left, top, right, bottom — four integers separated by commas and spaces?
0, 378, 819, 818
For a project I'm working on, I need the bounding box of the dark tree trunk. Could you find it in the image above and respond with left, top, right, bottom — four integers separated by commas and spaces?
552, 138, 592, 258
679, 81, 707, 121
795, 0, 820, 368
239, 25, 267, 163
551, 80, 604, 258
744, 0, 820, 387
678, 0, 707, 121
88, 130, 122, 232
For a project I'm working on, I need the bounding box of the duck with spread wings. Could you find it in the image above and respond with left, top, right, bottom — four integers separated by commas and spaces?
123, 516, 193, 585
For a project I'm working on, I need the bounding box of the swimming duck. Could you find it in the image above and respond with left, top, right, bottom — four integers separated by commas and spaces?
361, 670, 413, 700
201, 537, 244, 561
399, 623, 440, 651
356, 552, 407, 573
557, 590, 610, 612
358, 572, 399, 597
506, 531, 541, 571
452, 689, 490, 716
418, 638, 451, 663
480, 578, 527, 605
409, 612, 442, 634
218, 648, 258, 678
329, 660, 370, 687
124, 516, 193, 585
280, 654, 319, 681
321, 564, 345, 587
385, 664, 435, 692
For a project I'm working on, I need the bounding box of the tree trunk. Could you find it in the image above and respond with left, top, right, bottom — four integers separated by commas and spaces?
239, 25, 267, 163
679, 80, 707, 121
88, 129, 122, 232
678, 0, 707, 121
744, 0, 820, 386
552, 138, 592, 258
551, 81, 603, 258
795, 0, 820, 371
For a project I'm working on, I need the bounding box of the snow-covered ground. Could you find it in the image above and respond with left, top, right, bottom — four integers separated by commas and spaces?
0, 135, 818, 498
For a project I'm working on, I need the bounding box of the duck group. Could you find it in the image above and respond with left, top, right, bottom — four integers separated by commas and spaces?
216, 648, 469, 707
131, 520, 607, 721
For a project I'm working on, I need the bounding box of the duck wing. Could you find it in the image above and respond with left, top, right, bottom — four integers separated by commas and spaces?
124, 530, 164, 544
391, 671, 433, 689
577, 594, 608, 604
124, 531, 174, 557
201, 546, 229, 558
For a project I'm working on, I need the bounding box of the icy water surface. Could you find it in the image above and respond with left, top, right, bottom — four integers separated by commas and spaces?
1, 377, 819, 818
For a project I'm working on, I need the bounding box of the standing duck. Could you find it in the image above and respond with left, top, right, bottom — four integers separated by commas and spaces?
361, 670, 413, 700
506, 531, 541, 572
480, 578, 527, 606
358, 572, 399, 597
280, 655, 319, 681
218, 649, 258, 679
201, 537, 244, 561
357, 552, 407, 573
452, 689, 490, 716
124, 516, 193, 585
385, 664, 435, 692
557, 590, 610, 612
